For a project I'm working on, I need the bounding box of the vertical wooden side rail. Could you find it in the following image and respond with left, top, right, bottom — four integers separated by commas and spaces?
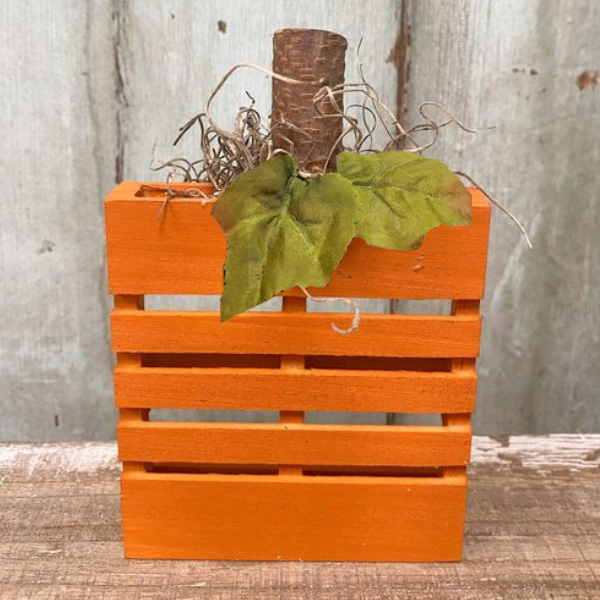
443, 299, 480, 478
279, 296, 307, 476
114, 295, 148, 474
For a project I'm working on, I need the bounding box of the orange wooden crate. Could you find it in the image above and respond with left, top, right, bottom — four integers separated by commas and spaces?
105, 182, 491, 562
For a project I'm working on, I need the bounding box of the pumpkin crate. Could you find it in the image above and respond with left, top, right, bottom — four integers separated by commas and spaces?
105, 181, 491, 562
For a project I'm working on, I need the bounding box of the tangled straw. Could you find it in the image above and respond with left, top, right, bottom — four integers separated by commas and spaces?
151, 60, 532, 249
151, 63, 485, 187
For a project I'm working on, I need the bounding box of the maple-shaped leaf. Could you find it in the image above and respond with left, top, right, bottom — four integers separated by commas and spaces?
211, 154, 358, 321
335, 151, 471, 251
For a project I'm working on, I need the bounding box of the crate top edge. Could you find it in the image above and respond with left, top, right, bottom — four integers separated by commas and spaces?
105, 181, 490, 210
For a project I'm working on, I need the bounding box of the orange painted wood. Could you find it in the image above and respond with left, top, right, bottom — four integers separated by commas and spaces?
114, 367, 477, 413
114, 295, 148, 474
120, 471, 467, 561
117, 421, 471, 467
279, 295, 307, 476
111, 311, 481, 358
441, 300, 480, 477
105, 182, 491, 299
104, 180, 491, 563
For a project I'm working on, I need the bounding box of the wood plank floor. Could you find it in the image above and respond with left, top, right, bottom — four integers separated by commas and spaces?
0, 435, 599, 599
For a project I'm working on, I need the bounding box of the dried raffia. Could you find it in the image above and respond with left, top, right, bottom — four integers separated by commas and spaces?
152, 62, 493, 190
300, 287, 361, 335
151, 41, 531, 332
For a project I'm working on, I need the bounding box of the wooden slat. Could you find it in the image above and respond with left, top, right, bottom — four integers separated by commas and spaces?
111, 311, 481, 357
443, 300, 481, 477
279, 295, 307, 476
114, 367, 477, 413
114, 295, 147, 474
121, 471, 467, 561
117, 422, 471, 467
105, 183, 491, 299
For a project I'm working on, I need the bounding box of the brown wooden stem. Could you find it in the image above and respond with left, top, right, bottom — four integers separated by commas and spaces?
271, 28, 348, 173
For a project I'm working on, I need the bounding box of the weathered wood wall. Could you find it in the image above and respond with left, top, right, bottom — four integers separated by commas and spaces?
406, 0, 600, 434
0, 0, 598, 440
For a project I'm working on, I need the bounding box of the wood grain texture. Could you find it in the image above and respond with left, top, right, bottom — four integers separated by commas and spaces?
407, 0, 600, 434
3, 1, 600, 441
105, 184, 490, 299
271, 28, 348, 173
1, 436, 599, 597
120, 471, 467, 561
0, 0, 402, 441
114, 367, 477, 413
118, 0, 400, 186
0, 1, 117, 441
117, 421, 471, 467
111, 311, 482, 357
115, 295, 148, 475
278, 296, 307, 475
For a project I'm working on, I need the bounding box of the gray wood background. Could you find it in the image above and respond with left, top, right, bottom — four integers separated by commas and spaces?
1, 0, 598, 441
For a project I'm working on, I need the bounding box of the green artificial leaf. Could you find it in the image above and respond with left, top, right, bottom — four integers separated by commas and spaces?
335, 151, 471, 251
211, 154, 358, 321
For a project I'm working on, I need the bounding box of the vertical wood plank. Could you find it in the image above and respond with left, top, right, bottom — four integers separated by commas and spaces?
407, 0, 600, 434
0, 1, 118, 441
279, 296, 307, 476
119, 0, 400, 180
7, 0, 598, 439
443, 300, 478, 477
114, 295, 147, 473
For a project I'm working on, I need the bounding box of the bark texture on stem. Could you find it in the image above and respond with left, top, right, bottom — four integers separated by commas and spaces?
272, 28, 348, 173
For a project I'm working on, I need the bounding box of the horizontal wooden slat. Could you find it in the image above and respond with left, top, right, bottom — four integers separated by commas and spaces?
111, 311, 481, 357
117, 422, 471, 467
121, 471, 467, 561
114, 367, 477, 413
105, 182, 491, 299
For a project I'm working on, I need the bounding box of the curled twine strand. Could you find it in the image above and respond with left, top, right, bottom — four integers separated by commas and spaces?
151, 61, 496, 187
150, 57, 533, 334
454, 171, 533, 249
152, 61, 532, 249
141, 167, 217, 220
300, 287, 361, 335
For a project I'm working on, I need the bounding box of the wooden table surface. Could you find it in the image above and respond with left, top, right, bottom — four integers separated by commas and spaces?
1, 435, 599, 599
